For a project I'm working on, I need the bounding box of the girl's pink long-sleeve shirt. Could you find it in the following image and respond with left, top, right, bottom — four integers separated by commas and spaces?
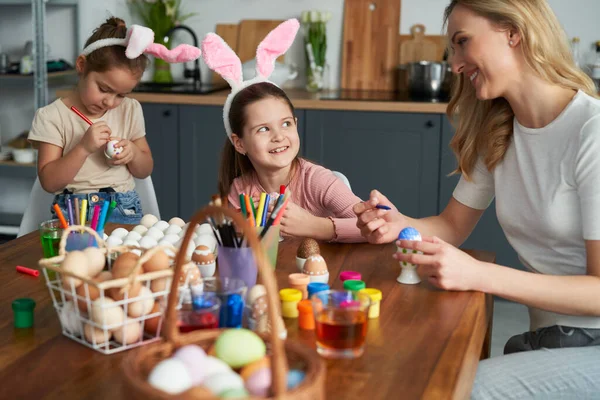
227, 159, 366, 243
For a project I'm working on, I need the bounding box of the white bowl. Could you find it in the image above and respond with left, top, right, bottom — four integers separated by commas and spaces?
11, 148, 36, 164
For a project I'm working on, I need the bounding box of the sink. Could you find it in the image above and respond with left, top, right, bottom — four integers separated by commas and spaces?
134, 82, 228, 95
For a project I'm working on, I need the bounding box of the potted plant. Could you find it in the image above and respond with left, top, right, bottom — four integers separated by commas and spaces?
127, 0, 195, 83
301, 10, 332, 92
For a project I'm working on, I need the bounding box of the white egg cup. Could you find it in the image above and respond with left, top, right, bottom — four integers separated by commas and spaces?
296, 256, 307, 272
396, 245, 421, 285
305, 271, 329, 285
197, 261, 216, 278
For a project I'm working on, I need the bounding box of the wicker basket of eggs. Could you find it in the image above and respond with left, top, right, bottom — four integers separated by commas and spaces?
39, 225, 198, 355
122, 205, 326, 399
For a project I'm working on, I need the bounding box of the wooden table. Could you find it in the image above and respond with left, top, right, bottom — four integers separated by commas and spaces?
0, 227, 493, 400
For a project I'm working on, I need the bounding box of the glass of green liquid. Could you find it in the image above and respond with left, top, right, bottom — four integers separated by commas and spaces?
39, 219, 63, 258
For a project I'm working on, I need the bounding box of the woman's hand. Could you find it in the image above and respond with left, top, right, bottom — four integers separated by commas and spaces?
106, 138, 135, 166
394, 236, 484, 291
354, 190, 407, 244
80, 121, 111, 154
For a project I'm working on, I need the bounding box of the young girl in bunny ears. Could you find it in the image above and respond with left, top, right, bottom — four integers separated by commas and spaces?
29, 17, 200, 225
203, 19, 365, 242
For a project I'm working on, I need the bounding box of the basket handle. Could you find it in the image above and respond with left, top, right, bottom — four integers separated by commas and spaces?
165, 206, 289, 397
58, 225, 105, 255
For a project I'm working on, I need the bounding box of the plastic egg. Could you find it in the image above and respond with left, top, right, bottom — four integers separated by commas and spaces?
168, 217, 185, 227
203, 372, 245, 395
214, 329, 266, 368
139, 236, 158, 250
84, 323, 111, 345
106, 236, 123, 247
220, 388, 250, 398
91, 297, 125, 328
148, 358, 193, 394
105, 140, 123, 159
132, 225, 148, 235
173, 345, 207, 385
140, 214, 159, 228
125, 231, 143, 242
126, 286, 155, 317
61, 250, 89, 288
83, 247, 105, 277
145, 227, 165, 241
164, 224, 182, 236
203, 356, 233, 377
245, 366, 271, 396
287, 369, 305, 389
113, 321, 142, 345
153, 220, 170, 232
162, 234, 180, 245
110, 227, 129, 239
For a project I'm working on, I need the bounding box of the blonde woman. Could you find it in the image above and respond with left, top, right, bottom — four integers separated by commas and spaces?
354, 0, 600, 397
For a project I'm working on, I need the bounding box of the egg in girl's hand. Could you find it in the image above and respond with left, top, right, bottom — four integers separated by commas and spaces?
153, 220, 170, 232
113, 321, 142, 345
105, 140, 123, 159
132, 225, 148, 235
173, 345, 207, 386
168, 217, 185, 227
110, 227, 129, 239
126, 286, 155, 317
148, 358, 193, 395
84, 323, 111, 345
141, 214, 159, 228
91, 297, 125, 327
61, 250, 89, 288
83, 247, 105, 277
302, 255, 329, 284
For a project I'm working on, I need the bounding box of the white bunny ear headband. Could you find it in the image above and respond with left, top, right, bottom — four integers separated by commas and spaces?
81, 24, 201, 63
201, 19, 300, 142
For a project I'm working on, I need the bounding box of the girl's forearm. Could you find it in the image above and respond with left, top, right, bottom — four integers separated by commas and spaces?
127, 144, 153, 179
38, 144, 89, 193
479, 262, 600, 316
311, 216, 335, 241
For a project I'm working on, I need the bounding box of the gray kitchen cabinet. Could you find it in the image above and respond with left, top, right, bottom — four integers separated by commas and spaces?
142, 103, 179, 220
304, 110, 441, 218
439, 118, 522, 270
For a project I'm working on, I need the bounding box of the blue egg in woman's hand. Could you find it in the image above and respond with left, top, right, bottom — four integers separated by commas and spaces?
396, 227, 422, 285
398, 227, 422, 241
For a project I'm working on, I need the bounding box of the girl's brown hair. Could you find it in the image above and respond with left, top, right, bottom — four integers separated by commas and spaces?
218, 82, 300, 197
443, 0, 597, 179
83, 17, 148, 76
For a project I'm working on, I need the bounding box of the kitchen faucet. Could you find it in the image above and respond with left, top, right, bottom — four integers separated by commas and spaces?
164, 25, 202, 87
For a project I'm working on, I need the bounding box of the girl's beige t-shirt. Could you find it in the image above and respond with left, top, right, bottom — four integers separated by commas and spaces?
28, 97, 146, 194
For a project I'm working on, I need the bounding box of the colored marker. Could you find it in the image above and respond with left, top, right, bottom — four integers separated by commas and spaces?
80, 199, 88, 227
96, 200, 110, 233
16, 266, 39, 277
53, 204, 68, 228
105, 200, 117, 223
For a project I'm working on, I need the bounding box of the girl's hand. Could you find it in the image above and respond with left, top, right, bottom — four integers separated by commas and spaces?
80, 121, 111, 154
394, 236, 484, 291
273, 201, 321, 238
354, 190, 407, 244
107, 138, 134, 166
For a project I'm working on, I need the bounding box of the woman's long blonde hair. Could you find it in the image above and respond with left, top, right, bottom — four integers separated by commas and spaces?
443, 0, 597, 179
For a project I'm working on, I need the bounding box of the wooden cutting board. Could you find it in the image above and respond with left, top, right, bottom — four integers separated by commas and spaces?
341, 0, 401, 91
399, 24, 444, 64
236, 19, 285, 63
212, 23, 240, 84
398, 33, 447, 64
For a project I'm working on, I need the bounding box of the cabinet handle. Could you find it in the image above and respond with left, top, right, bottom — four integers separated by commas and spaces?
425, 120, 435, 128
163, 110, 171, 117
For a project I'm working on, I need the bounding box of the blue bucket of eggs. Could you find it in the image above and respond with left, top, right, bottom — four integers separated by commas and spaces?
122, 205, 326, 399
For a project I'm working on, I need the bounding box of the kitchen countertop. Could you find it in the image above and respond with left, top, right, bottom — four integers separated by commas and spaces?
55, 88, 449, 114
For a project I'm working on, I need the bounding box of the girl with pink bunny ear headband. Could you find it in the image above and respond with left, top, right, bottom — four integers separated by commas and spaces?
81, 23, 201, 63
201, 18, 300, 142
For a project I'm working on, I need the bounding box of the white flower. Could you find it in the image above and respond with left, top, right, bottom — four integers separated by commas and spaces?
301, 11, 310, 24
144, 0, 158, 3
322, 11, 332, 23
310, 10, 320, 23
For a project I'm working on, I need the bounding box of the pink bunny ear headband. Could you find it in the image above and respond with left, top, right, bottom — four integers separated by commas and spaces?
201, 19, 300, 143
81, 24, 201, 63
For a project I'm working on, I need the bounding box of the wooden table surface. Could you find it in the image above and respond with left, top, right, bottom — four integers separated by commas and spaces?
0, 226, 493, 400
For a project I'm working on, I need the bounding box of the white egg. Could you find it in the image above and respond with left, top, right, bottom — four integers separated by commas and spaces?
125, 286, 155, 317
139, 236, 158, 249
148, 358, 193, 394
195, 233, 218, 252
185, 242, 195, 261
113, 321, 142, 345
103, 233, 109, 241
153, 220, 170, 232
196, 223, 214, 236
162, 234, 180, 244
110, 227, 129, 239
91, 298, 125, 328
131, 249, 142, 257
164, 224, 182, 236
145, 227, 165, 241
59, 302, 83, 336
203, 372, 244, 395
203, 356, 233, 377
123, 239, 140, 248
140, 214, 159, 228
106, 236, 123, 247
168, 217, 186, 227
132, 225, 148, 235
125, 231, 143, 242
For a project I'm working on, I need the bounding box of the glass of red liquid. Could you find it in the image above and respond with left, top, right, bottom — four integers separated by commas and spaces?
311, 290, 371, 359
177, 294, 221, 333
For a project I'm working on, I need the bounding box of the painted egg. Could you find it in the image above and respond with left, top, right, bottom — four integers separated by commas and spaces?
302, 255, 328, 276
195, 233, 217, 252
105, 140, 123, 159
398, 227, 422, 241
248, 284, 267, 305
192, 245, 215, 265
214, 329, 266, 368
297, 238, 320, 258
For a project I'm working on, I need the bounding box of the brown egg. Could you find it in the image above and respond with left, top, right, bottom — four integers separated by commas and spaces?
73, 271, 112, 313
61, 250, 89, 289
143, 302, 162, 335
150, 277, 170, 293
142, 250, 170, 273
192, 245, 215, 265
302, 255, 328, 276
110, 252, 142, 300
297, 238, 320, 258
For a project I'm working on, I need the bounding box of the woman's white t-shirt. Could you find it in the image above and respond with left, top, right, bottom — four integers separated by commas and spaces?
453, 90, 600, 330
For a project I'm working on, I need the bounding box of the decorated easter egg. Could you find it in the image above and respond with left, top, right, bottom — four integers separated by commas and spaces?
247, 284, 267, 305
105, 140, 123, 159
141, 214, 159, 228
173, 345, 207, 385
168, 217, 186, 227
195, 233, 217, 252
245, 366, 271, 396
251, 295, 268, 320
110, 227, 129, 239
192, 245, 215, 265
302, 255, 328, 277
203, 372, 245, 395
148, 358, 193, 394
398, 227, 421, 241
297, 238, 320, 258
214, 329, 266, 368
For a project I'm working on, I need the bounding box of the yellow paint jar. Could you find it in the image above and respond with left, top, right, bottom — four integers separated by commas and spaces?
359, 288, 382, 319
279, 288, 303, 318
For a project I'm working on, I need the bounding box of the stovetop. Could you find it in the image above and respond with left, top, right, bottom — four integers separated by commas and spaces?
319, 90, 450, 103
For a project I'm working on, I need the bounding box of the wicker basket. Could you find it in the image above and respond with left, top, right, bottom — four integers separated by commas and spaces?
121, 205, 326, 399
39, 225, 193, 355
